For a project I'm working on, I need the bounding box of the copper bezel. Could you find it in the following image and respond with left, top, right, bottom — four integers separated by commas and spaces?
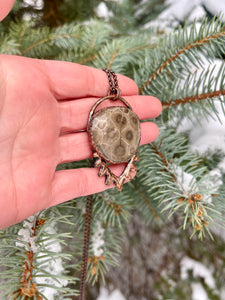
87, 95, 140, 190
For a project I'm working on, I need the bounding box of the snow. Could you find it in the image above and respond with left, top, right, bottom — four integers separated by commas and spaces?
97, 287, 126, 300
187, 5, 207, 23
97, 257, 217, 300
16, 216, 68, 299
192, 283, 209, 300
144, 0, 199, 31
181, 257, 218, 300
95, 2, 113, 19
23, 0, 43, 9
203, 0, 225, 18
176, 99, 225, 157
163, 0, 200, 22
218, 157, 225, 172
171, 165, 222, 203
172, 165, 197, 196
16, 215, 38, 253
180, 256, 215, 288
166, 49, 225, 205
173, 53, 225, 157
221, 288, 225, 300
144, 0, 225, 31
35, 222, 68, 300
199, 169, 223, 203
91, 221, 105, 257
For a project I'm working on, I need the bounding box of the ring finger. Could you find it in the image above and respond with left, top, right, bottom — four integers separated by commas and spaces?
58, 95, 162, 133
58, 122, 159, 164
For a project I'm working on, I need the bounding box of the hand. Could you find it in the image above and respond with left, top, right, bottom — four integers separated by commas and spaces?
0, 55, 162, 228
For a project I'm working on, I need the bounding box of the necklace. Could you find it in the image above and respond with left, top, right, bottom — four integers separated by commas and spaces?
87, 68, 141, 191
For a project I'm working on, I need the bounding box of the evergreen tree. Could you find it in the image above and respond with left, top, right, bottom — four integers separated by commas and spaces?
0, 1, 225, 299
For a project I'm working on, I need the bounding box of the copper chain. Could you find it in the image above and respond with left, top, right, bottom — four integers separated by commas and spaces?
102, 68, 119, 96
78, 194, 93, 300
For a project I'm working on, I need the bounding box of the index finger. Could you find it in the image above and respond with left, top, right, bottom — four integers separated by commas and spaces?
41, 60, 139, 100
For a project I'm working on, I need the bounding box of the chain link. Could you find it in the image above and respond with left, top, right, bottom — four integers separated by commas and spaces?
102, 68, 121, 97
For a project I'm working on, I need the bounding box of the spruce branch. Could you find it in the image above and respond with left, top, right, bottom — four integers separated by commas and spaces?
107, 45, 121, 69
71, 193, 127, 286
0, 35, 20, 55
137, 129, 221, 238
0, 211, 78, 299
93, 191, 133, 227
162, 89, 225, 109
151, 142, 176, 182
4, 22, 82, 58
131, 181, 160, 220
21, 26, 81, 57
55, 20, 114, 65
105, 199, 124, 217
159, 61, 225, 124
87, 221, 122, 286
139, 17, 225, 95
14, 251, 41, 299
93, 34, 154, 72
77, 55, 97, 65
140, 31, 225, 94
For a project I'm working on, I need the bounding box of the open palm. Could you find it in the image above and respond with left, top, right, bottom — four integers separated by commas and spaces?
0, 55, 162, 229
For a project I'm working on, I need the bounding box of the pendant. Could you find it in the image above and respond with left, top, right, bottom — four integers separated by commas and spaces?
87, 94, 141, 191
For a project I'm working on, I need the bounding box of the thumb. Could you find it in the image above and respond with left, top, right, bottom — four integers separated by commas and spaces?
0, 0, 16, 21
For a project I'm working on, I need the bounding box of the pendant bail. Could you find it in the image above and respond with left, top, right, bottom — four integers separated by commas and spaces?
108, 87, 121, 100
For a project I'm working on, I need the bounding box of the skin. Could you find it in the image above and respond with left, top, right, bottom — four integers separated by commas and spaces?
0, 3, 162, 229
0, 0, 16, 21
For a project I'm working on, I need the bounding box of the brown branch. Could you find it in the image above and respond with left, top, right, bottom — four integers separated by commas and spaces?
79, 45, 151, 66
13, 219, 45, 299
107, 44, 153, 69
21, 34, 80, 55
90, 37, 97, 49
139, 31, 225, 94
151, 143, 176, 182
78, 55, 97, 65
17, 251, 41, 299
178, 194, 209, 231
105, 199, 124, 216
162, 89, 225, 109
151, 144, 210, 232
19, 24, 27, 45
107, 46, 120, 69
88, 255, 105, 275
126, 44, 156, 53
